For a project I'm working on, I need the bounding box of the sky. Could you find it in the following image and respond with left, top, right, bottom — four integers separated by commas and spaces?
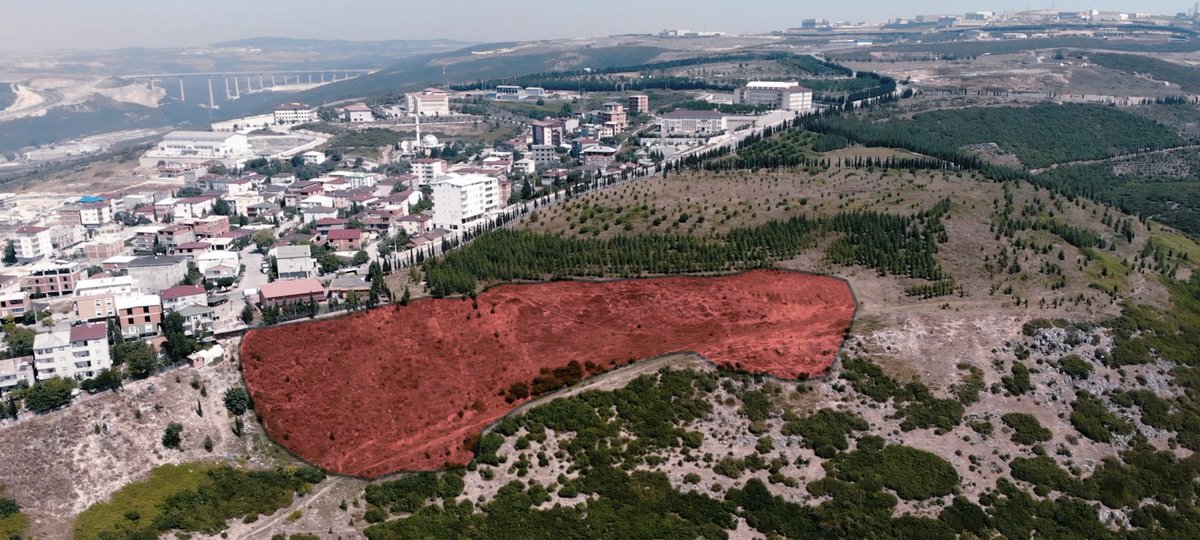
0, 0, 1190, 51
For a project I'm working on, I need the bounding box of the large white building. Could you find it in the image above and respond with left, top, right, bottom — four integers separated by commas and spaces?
274, 103, 317, 125
659, 109, 728, 136
431, 173, 500, 230
140, 131, 251, 167
406, 90, 452, 116
735, 81, 814, 112
14, 226, 53, 263
32, 322, 111, 381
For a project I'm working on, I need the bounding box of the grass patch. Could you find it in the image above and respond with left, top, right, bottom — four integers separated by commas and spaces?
75, 463, 324, 539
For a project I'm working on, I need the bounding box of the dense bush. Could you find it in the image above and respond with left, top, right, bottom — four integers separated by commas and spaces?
781, 409, 868, 458
824, 436, 960, 500
1058, 355, 1094, 380
1001, 413, 1053, 445
1070, 392, 1133, 443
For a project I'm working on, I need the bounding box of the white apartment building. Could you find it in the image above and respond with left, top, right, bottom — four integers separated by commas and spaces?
431, 173, 499, 230
735, 81, 814, 112
173, 196, 218, 221
411, 159, 448, 186
659, 109, 729, 136
0, 357, 33, 392
32, 322, 111, 381
406, 90, 452, 116
15, 226, 53, 263
273, 103, 317, 125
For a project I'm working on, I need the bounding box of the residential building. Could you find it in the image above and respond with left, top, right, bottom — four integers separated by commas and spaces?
406, 89, 451, 116
301, 151, 326, 165
314, 218, 349, 235
411, 158, 448, 186
196, 251, 240, 282
49, 224, 87, 249
531, 120, 564, 146
157, 225, 197, 253
302, 206, 338, 223
273, 103, 317, 125
14, 226, 53, 262
58, 202, 113, 229
32, 322, 111, 381
173, 195, 218, 221
176, 242, 212, 256
735, 81, 814, 111
74, 275, 134, 321
21, 261, 85, 297
327, 275, 371, 301
326, 229, 363, 252
126, 255, 188, 294
431, 173, 499, 230
0, 290, 29, 319
342, 103, 374, 123
529, 145, 560, 166
81, 236, 129, 263
628, 95, 649, 114
599, 103, 628, 131
176, 304, 216, 341
659, 109, 728, 136
247, 202, 282, 219
162, 284, 207, 312
275, 245, 316, 280
582, 146, 618, 169
190, 215, 229, 238
116, 294, 162, 339
258, 279, 325, 308
396, 214, 433, 236
131, 226, 164, 254
0, 357, 33, 392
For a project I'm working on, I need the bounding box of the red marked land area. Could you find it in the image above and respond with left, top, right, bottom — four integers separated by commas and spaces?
240, 270, 856, 478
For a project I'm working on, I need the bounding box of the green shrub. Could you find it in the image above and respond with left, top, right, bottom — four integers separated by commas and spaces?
1001, 413, 1053, 445
1058, 355, 1093, 380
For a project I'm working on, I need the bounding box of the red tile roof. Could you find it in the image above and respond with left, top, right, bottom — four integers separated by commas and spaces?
259, 279, 325, 300
327, 229, 362, 241
162, 284, 206, 300
69, 322, 108, 343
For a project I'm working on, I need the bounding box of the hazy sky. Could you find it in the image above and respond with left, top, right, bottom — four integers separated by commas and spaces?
1, 0, 1189, 51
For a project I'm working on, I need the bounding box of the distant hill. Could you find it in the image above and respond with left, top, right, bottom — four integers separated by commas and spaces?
211, 37, 475, 54
288, 44, 670, 106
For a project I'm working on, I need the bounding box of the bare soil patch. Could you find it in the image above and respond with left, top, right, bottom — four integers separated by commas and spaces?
240, 270, 856, 478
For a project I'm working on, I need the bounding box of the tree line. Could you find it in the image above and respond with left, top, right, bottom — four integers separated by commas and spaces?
423, 203, 949, 296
